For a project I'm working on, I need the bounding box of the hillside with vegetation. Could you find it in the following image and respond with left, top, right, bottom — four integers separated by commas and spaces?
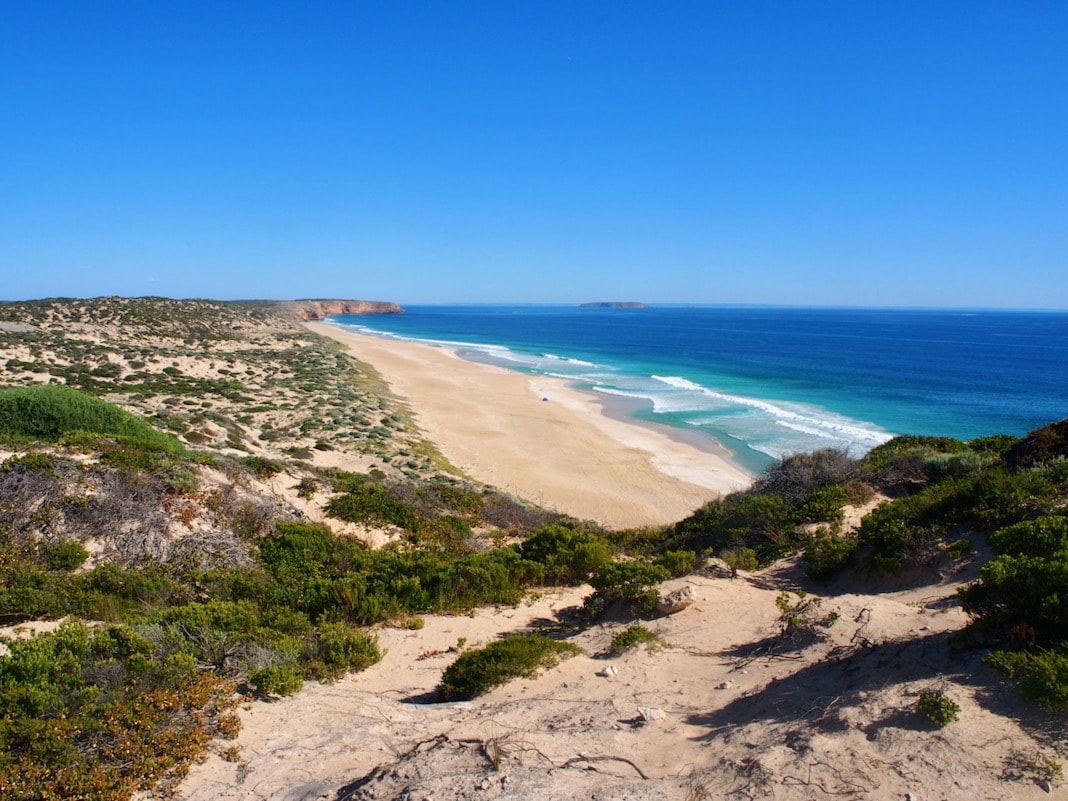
0, 297, 1065, 800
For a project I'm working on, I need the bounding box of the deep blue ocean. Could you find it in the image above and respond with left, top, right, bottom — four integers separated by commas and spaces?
331, 306, 1068, 474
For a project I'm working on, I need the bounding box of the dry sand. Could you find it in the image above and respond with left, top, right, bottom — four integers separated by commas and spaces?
306, 322, 751, 529
173, 559, 1065, 801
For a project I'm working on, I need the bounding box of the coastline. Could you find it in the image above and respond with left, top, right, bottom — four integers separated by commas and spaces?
307, 321, 752, 529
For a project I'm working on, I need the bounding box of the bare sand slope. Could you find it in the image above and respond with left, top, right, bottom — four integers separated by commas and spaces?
306, 322, 751, 529
174, 561, 1064, 801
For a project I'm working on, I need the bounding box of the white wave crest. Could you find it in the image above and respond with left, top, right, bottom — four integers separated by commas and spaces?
650, 374, 891, 449
541, 353, 596, 367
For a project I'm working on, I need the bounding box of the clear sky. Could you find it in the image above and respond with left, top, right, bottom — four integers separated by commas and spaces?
2, 2, 1066, 308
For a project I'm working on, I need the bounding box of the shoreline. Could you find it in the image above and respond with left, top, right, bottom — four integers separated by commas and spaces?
307, 321, 752, 529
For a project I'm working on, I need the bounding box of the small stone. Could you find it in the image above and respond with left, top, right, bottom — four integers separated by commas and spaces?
637, 706, 666, 722
598, 665, 619, 678
717, 681, 732, 690
1042, 780, 1053, 794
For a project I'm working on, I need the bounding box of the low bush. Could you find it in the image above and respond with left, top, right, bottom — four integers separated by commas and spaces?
325, 482, 421, 530
240, 456, 283, 479
303, 622, 381, 681
803, 528, 858, 580
961, 513, 1068, 709
988, 515, 1068, 558
654, 549, 696, 577
44, 540, 90, 571
438, 634, 581, 700
959, 538, 1068, 645
915, 689, 960, 727
248, 665, 304, 697
793, 484, 848, 526
862, 435, 971, 476
0, 621, 236, 799
609, 623, 665, 656
0, 384, 185, 453
584, 559, 669, 616
986, 648, 1068, 710
754, 448, 857, 502
719, 546, 758, 577
857, 495, 944, 571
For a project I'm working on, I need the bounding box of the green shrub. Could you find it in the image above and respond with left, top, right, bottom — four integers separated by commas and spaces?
241, 455, 283, 479
719, 546, 758, 577
609, 623, 665, 656
672, 492, 792, 564
0, 621, 234, 799
654, 549, 696, 577
259, 521, 360, 585
987, 648, 1068, 710
958, 551, 1068, 644
438, 634, 581, 700
303, 622, 381, 681
989, 516, 1068, 558
519, 525, 612, 584
941, 468, 1061, 528
915, 689, 960, 727
44, 540, 90, 571
857, 496, 943, 570
0, 451, 59, 473
967, 433, 1020, 456
585, 560, 669, 616
862, 435, 971, 475
325, 483, 420, 530
803, 528, 858, 580
249, 665, 304, 697
922, 452, 989, 482
793, 484, 848, 525
0, 384, 184, 453
942, 538, 973, 560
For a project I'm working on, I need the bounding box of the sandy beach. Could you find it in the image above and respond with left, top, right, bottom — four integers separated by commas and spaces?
307, 322, 751, 529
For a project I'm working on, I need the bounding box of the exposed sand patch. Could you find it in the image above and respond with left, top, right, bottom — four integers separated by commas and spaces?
174, 566, 1064, 801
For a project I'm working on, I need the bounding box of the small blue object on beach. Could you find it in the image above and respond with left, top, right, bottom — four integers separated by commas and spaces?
542, 397, 548, 401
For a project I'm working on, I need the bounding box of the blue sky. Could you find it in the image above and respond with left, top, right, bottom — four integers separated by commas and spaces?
2, 2, 1066, 308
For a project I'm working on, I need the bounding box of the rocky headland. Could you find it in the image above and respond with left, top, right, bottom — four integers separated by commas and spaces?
277, 299, 404, 320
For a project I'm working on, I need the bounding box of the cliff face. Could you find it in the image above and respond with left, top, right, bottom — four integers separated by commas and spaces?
278, 300, 404, 320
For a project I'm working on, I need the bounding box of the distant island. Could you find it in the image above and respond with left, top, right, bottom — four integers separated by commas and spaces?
579, 301, 648, 308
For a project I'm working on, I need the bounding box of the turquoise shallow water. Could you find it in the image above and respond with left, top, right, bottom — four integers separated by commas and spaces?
332, 305, 1068, 473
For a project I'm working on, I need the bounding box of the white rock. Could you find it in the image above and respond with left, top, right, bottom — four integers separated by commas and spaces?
637, 706, 666, 721
655, 585, 698, 616
598, 665, 619, 678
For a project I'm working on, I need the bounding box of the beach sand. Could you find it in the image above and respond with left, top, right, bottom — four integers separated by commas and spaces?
306, 322, 752, 529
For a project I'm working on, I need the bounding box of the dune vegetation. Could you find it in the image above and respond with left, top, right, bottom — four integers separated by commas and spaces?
0, 297, 1065, 799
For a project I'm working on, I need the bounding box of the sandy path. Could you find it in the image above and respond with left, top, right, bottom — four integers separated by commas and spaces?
306, 322, 751, 529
